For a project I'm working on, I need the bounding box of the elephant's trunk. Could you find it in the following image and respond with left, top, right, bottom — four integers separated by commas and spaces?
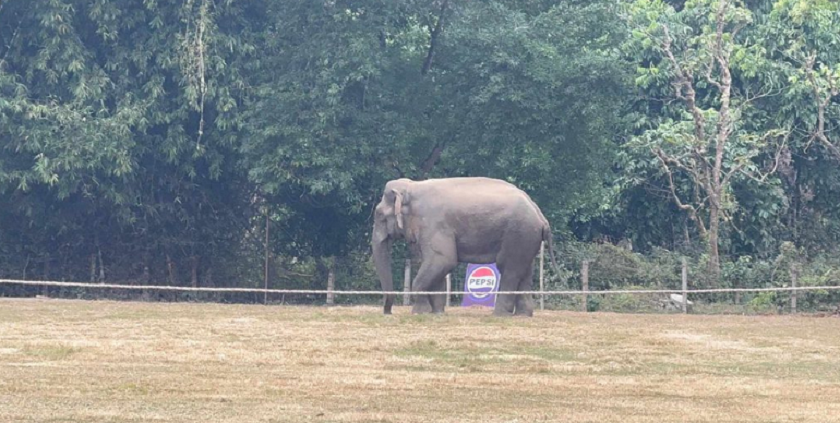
372, 237, 395, 314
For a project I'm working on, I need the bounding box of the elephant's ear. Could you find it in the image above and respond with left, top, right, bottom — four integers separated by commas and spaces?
392, 189, 404, 230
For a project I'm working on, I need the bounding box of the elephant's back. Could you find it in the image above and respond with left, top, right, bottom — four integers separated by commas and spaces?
415, 178, 543, 222
414, 177, 524, 201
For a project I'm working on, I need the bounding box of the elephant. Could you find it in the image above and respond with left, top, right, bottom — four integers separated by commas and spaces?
371, 177, 558, 316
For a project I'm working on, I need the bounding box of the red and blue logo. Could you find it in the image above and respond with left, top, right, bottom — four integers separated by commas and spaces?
462, 263, 500, 307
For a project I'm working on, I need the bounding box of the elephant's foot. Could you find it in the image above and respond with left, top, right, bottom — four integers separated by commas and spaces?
514, 295, 534, 317
411, 298, 434, 314
429, 294, 447, 315
492, 308, 515, 317
513, 308, 534, 317
492, 294, 516, 316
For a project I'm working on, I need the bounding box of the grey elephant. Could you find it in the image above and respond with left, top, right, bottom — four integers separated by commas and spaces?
371, 177, 558, 316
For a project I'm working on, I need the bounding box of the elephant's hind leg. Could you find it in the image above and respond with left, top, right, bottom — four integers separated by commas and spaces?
413, 295, 433, 314
514, 265, 535, 317
493, 263, 523, 316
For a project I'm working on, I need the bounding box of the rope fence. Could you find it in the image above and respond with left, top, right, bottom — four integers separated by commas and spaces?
2, 278, 840, 296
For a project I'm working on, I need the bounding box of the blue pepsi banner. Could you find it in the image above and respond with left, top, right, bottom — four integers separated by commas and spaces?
462, 263, 500, 307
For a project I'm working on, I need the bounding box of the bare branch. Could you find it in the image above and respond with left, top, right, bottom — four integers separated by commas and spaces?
726, 131, 791, 185
703, 30, 723, 93
661, 24, 707, 144
658, 149, 702, 183
804, 53, 840, 160
742, 87, 782, 105
0, 13, 23, 72
419, 141, 445, 178
421, 0, 449, 75
721, 162, 748, 188
654, 148, 708, 235
703, 63, 724, 92
655, 149, 692, 212
196, 0, 208, 149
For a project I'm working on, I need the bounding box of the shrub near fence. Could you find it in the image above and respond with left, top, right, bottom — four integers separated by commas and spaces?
544, 241, 840, 314
2, 241, 840, 315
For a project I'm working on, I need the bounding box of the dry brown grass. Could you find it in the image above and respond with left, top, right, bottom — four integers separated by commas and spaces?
1, 298, 839, 422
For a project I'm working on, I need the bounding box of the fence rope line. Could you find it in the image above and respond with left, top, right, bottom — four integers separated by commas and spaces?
2, 279, 840, 296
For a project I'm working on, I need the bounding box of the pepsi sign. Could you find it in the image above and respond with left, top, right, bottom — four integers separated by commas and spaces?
462, 263, 500, 307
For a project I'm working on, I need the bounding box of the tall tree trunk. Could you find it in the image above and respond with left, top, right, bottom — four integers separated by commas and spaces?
707, 203, 721, 282
59, 251, 66, 281
326, 258, 336, 306
264, 213, 270, 304
204, 266, 214, 288
97, 247, 105, 283
166, 254, 177, 285
191, 256, 199, 288
22, 254, 30, 280
43, 254, 51, 280
89, 253, 96, 283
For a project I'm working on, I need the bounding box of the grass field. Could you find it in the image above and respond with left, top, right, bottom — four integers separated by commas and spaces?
1, 298, 839, 423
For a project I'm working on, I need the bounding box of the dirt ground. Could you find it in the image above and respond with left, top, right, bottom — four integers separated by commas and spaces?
1, 298, 839, 422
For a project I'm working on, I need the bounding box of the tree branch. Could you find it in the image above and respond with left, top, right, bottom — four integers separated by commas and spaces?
728, 131, 790, 186
419, 142, 445, 178
195, 0, 208, 149
804, 53, 840, 160
0, 13, 22, 72
655, 148, 708, 235
392, 162, 405, 179
710, 0, 734, 210
658, 148, 702, 183
421, 0, 449, 75
662, 24, 707, 143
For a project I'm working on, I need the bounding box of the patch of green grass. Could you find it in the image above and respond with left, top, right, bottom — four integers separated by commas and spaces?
21, 344, 80, 361
394, 340, 579, 373
112, 382, 151, 395
519, 345, 578, 362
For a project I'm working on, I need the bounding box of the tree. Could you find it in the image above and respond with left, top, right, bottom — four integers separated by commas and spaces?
764, 0, 840, 159
0, 0, 256, 285
623, 0, 787, 277
753, 0, 840, 253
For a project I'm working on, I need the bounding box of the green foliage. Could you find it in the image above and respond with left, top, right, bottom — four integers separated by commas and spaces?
1, 0, 840, 312
747, 291, 778, 312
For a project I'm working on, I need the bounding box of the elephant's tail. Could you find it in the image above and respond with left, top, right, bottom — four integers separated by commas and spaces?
542, 225, 560, 273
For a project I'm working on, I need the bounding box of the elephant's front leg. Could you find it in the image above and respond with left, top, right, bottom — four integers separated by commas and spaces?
411, 244, 456, 315
428, 277, 447, 314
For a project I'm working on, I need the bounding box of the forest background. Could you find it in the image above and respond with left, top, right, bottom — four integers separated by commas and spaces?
1, 0, 839, 312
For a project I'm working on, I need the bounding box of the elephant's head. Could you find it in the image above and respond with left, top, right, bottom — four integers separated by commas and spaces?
371, 178, 412, 314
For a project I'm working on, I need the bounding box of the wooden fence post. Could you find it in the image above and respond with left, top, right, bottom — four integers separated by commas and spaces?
581, 260, 589, 313
539, 241, 545, 311
681, 257, 688, 314
446, 273, 451, 308
403, 259, 411, 306
790, 263, 798, 314
326, 261, 335, 306
264, 214, 270, 305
